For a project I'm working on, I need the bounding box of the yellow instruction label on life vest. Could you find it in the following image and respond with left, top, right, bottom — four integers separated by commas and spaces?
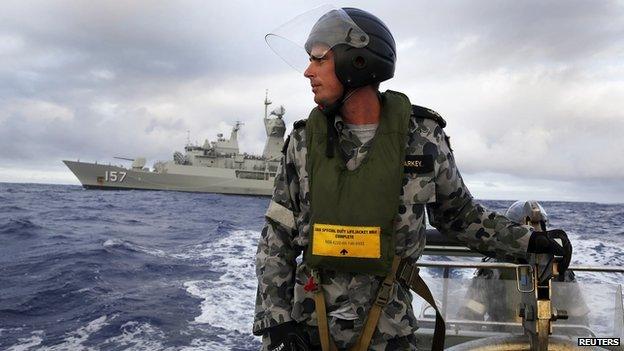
312, 223, 381, 258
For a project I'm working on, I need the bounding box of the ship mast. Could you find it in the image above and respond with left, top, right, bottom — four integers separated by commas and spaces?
262, 89, 286, 160
264, 89, 272, 119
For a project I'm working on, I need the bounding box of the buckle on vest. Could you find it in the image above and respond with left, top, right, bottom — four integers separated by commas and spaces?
374, 280, 394, 306
397, 260, 420, 285
308, 269, 323, 292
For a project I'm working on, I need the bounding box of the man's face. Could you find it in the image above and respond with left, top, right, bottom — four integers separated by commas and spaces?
303, 45, 344, 106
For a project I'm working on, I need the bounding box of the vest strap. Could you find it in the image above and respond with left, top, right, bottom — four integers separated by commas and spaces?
311, 269, 338, 351
397, 260, 446, 351
350, 256, 402, 351
312, 258, 446, 351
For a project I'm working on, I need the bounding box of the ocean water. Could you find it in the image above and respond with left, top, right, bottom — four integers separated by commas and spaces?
0, 183, 622, 350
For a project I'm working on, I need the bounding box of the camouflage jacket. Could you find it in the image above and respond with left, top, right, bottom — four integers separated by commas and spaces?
254, 99, 532, 348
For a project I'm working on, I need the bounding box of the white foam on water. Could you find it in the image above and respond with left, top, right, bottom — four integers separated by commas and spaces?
100, 321, 168, 350
103, 238, 167, 258
178, 337, 231, 351
44, 315, 110, 351
6, 316, 111, 351
183, 229, 260, 334
570, 237, 624, 285
573, 237, 624, 266
5, 319, 181, 351
6, 330, 44, 351
102, 238, 120, 247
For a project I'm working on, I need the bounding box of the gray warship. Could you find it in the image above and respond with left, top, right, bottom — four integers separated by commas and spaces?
63, 93, 286, 196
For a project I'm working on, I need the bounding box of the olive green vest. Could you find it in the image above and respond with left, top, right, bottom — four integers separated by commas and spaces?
305, 90, 412, 276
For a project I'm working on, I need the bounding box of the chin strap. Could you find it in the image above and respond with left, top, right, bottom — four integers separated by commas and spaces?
319, 101, 341, 159
318, 88, 359, 158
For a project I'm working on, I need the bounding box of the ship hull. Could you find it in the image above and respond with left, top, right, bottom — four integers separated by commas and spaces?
63, 160, 273, 196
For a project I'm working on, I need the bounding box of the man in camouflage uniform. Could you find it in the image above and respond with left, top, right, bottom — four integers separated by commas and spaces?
254, 6, 570, 351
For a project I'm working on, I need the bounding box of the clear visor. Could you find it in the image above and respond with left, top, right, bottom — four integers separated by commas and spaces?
265, 5, 369, 72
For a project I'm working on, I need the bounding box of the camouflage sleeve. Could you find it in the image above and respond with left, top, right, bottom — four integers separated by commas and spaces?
253, 131, 302, 336
426, 129, 533, 261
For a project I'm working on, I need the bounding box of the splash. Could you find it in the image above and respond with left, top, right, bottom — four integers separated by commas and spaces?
183, 229, 260, 334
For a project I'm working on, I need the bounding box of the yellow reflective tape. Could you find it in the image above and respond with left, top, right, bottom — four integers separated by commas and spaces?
312, 223, 381, 259
265, 200, 296, 230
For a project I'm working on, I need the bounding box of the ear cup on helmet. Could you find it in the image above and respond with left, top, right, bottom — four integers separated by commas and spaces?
352, 55, 367, 69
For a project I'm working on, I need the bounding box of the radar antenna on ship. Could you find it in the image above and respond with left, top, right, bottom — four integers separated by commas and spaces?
233, 121, 244, 132
270, 105, 286, 119
264, 89, 272, 119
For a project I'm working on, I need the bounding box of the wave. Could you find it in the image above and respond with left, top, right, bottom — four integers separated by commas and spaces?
99, 321, 166, 350
214, 220, 238, 236
122, 219, 144, 225
183, 229, 260, 335
0, 184, 620, 350
0, 218, 43, 236
102, 238, 167, 258
4, 330, 44, 351
6, 315, 112, 351
0, 205, 27, 212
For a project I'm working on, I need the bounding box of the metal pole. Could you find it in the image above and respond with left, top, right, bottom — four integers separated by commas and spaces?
416, 261, 624, 273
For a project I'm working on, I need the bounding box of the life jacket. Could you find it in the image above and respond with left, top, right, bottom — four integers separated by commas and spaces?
304, 90, 412, 276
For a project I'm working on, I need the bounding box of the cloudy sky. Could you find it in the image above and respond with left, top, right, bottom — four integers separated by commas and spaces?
1, 0, 623, 203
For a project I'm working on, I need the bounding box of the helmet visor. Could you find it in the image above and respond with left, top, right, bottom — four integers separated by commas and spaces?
265, 5, 369, 72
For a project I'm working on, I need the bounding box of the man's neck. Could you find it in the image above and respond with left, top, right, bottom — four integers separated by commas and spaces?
339, 86, 381, 125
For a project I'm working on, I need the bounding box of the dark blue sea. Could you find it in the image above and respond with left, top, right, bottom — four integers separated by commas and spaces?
1, 183, 622, 350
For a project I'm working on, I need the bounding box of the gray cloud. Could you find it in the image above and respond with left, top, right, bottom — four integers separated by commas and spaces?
392, 1, 624, 67
0, 0, 623, 202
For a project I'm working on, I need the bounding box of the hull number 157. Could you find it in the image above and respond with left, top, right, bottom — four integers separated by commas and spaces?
105, 171, 127, 182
